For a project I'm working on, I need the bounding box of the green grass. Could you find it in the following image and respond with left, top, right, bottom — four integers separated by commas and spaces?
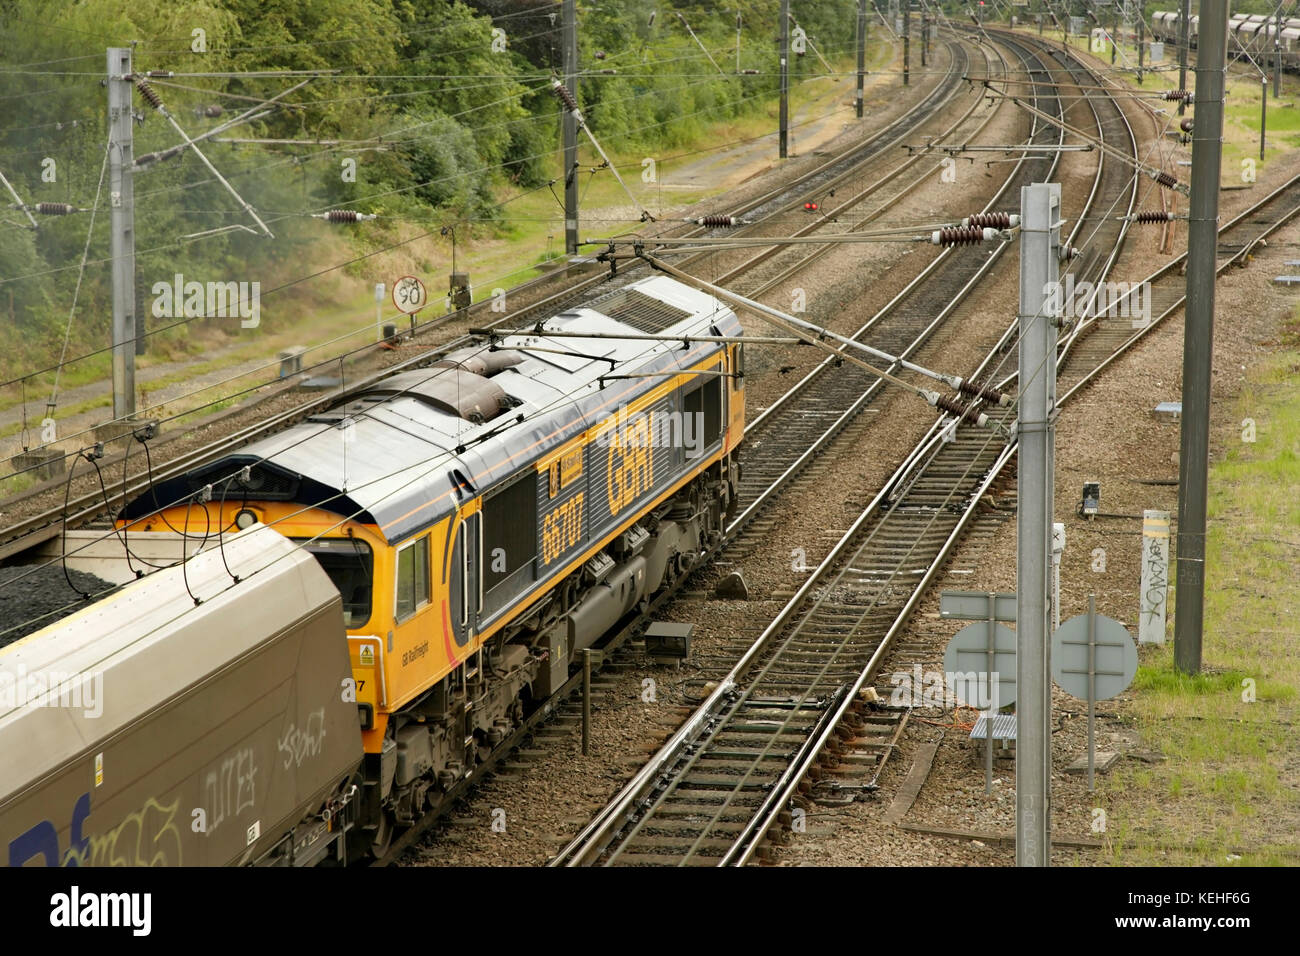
1012, 25, 1300, 183
1098, 342, 1300, 865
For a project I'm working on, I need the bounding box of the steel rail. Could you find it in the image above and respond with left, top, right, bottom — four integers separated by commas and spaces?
550, 30, 1079, 868
728, 35, 1144, 868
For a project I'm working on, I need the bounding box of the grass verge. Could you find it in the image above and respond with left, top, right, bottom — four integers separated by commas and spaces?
1099, 338, 1300, 866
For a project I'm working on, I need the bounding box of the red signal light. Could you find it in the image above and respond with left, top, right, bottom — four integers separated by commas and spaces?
804, 202, 818, 211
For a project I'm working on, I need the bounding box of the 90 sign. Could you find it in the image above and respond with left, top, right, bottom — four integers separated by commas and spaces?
392, 275, 427, 314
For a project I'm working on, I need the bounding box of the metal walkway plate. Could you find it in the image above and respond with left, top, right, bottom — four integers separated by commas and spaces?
969, 714, 1018, 741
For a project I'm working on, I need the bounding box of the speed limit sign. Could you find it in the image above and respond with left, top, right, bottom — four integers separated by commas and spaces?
392, 275, 427, 314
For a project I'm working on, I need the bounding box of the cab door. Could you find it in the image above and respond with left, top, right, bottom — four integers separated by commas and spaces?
726, 344, 745, 451
448, 505, 481, 651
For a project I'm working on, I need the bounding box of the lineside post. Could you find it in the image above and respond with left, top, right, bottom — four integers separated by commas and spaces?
1276, 4, 1283, 98
562, 0, 579, 255
903, 0, 911, 87
1175, 0, 1229, 675
780, 0, 790, 158
108, 47, 137, 421
857, 0, 867, 118
1262, 75, 1268, 162
1138, 4, 1145, 83
1112, 5, 1118, 65
1177, 0, 1191, 114
1016, 182, 1060, 867
582, 648, 592, 755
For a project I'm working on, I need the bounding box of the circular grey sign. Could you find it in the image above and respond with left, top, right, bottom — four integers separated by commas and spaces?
943, 621, 1018, 709
1050, 612, 1137, 701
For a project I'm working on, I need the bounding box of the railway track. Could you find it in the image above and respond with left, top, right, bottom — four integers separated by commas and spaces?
0, 28, 1006, 867
723, 32, 1054, 549
1054, 169, 1300, 400
548, 29, 1146, 867
390, 26, 1105, 865
376, 31, 1038, 865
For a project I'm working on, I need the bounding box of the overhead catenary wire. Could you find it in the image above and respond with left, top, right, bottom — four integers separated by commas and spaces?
132, 79, 313, 170
134, 77, 275, 238
986, 84, 1188, 193
0, 70, 855, 397
0, 63, 852, 297
126, 68, 748, 209
46, 137, 112, 423
0, 20, 967, 421
638, 252, 1003, 428
0, 27, 1148, 638
0, 207, 604, 479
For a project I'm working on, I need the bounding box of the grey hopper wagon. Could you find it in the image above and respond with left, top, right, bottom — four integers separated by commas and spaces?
0, 525, 362, 866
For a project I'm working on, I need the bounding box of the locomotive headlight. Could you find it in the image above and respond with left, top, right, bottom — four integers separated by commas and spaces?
235, 509, 259, 530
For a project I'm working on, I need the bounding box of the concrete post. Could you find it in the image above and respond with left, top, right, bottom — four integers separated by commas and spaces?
108, 47, 136, 421
1175, 0, 1229, 675
1016, 182, 1060, 867
562, 0, 578, 255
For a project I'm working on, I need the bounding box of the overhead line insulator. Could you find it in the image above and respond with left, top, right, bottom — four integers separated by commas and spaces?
957, 378, 1011, 407
1150, 169, 1181, 191
549, 77, 580, 114
694, 215, 740, 227
1130, 210, 1175, 224
962, 212, 1019, 229
136, 78, 164, 111
1162, 90, 1192, 102
314, 209, 376, 222
34, 202, 77, 215
931, 392, 989, 427
931, 225, 997, 246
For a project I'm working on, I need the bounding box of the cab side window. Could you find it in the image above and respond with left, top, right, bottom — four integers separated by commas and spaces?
395, 534, 430, 621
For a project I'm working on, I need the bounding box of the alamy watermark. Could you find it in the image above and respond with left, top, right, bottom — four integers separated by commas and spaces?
889, 664, 1004, 711
596, 404, 707, 459
151, 273, 260, 328
1043, 276, 1152, 327
0, 664, 103, 718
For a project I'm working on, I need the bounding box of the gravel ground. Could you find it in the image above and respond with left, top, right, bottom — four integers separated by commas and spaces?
402, 36, 1060, 868
764, 65, 1300, 867
0, 564, 116, 646
408, 38, 1300, 867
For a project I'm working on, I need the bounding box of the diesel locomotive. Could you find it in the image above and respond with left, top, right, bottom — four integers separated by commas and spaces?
1, 274, 745, 864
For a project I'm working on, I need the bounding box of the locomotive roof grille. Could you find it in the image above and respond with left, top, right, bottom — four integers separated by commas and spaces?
589, 287, 693, 333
